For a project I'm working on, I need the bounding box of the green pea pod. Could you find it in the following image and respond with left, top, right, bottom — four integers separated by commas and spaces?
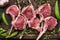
6, 32, 18, 38
55, 0, 60, 20
2, 12, 8, 25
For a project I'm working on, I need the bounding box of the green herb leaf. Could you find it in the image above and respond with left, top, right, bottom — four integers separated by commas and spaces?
0, 30, 6, 34
6, 32, 18, 38
1, 33, 8, 37
43, 35, 50, 40
0, 26, 6, 34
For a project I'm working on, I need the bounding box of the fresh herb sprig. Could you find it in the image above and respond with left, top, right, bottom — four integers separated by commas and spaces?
0, 26, 18, 38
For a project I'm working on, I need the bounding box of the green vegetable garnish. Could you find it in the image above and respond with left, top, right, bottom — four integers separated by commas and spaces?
0, 30, 6, 34
1, 33, 8, 37
2, 12, 8, 25
6, 32, 18, 38
0, 25, 18, 38
43, 35, 50, 40
55, 0, 60, 20
58, 27, 60, 32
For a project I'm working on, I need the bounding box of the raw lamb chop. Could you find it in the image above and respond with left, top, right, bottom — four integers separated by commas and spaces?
37, 3, 51, 18
12, 15, 27, 30
6, 5, 20, 20
28, 17, 41, 32
21, 0, 43, 32
6, 5, 20, 34
44, 16, 57, 30
21, 5, 35, 21
36, 16, 57, 40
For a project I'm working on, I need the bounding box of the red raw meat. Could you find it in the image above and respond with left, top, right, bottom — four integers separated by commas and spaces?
28, 17, 41, 32
6, 3, 57, 39
6, 5, 20, 20
36, 16, 57, 40
12, 15, 27, 30
44, 16, 57, 30
22, 5, 35, 21
37, 3, 51, 18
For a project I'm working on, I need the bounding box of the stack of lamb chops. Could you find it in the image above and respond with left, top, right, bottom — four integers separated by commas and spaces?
6, 0, 57, 40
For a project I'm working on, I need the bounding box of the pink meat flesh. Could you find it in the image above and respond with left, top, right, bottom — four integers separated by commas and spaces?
6, 5, 20, 20
36, 16, 57, 40
44, 16, 57, 30
22, 5, 35, 21
29, 18, 40, 27
5, 3, 57, 39
38, 3, 51, 18
12, 15, 27, 30
28, 18, 41, 32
